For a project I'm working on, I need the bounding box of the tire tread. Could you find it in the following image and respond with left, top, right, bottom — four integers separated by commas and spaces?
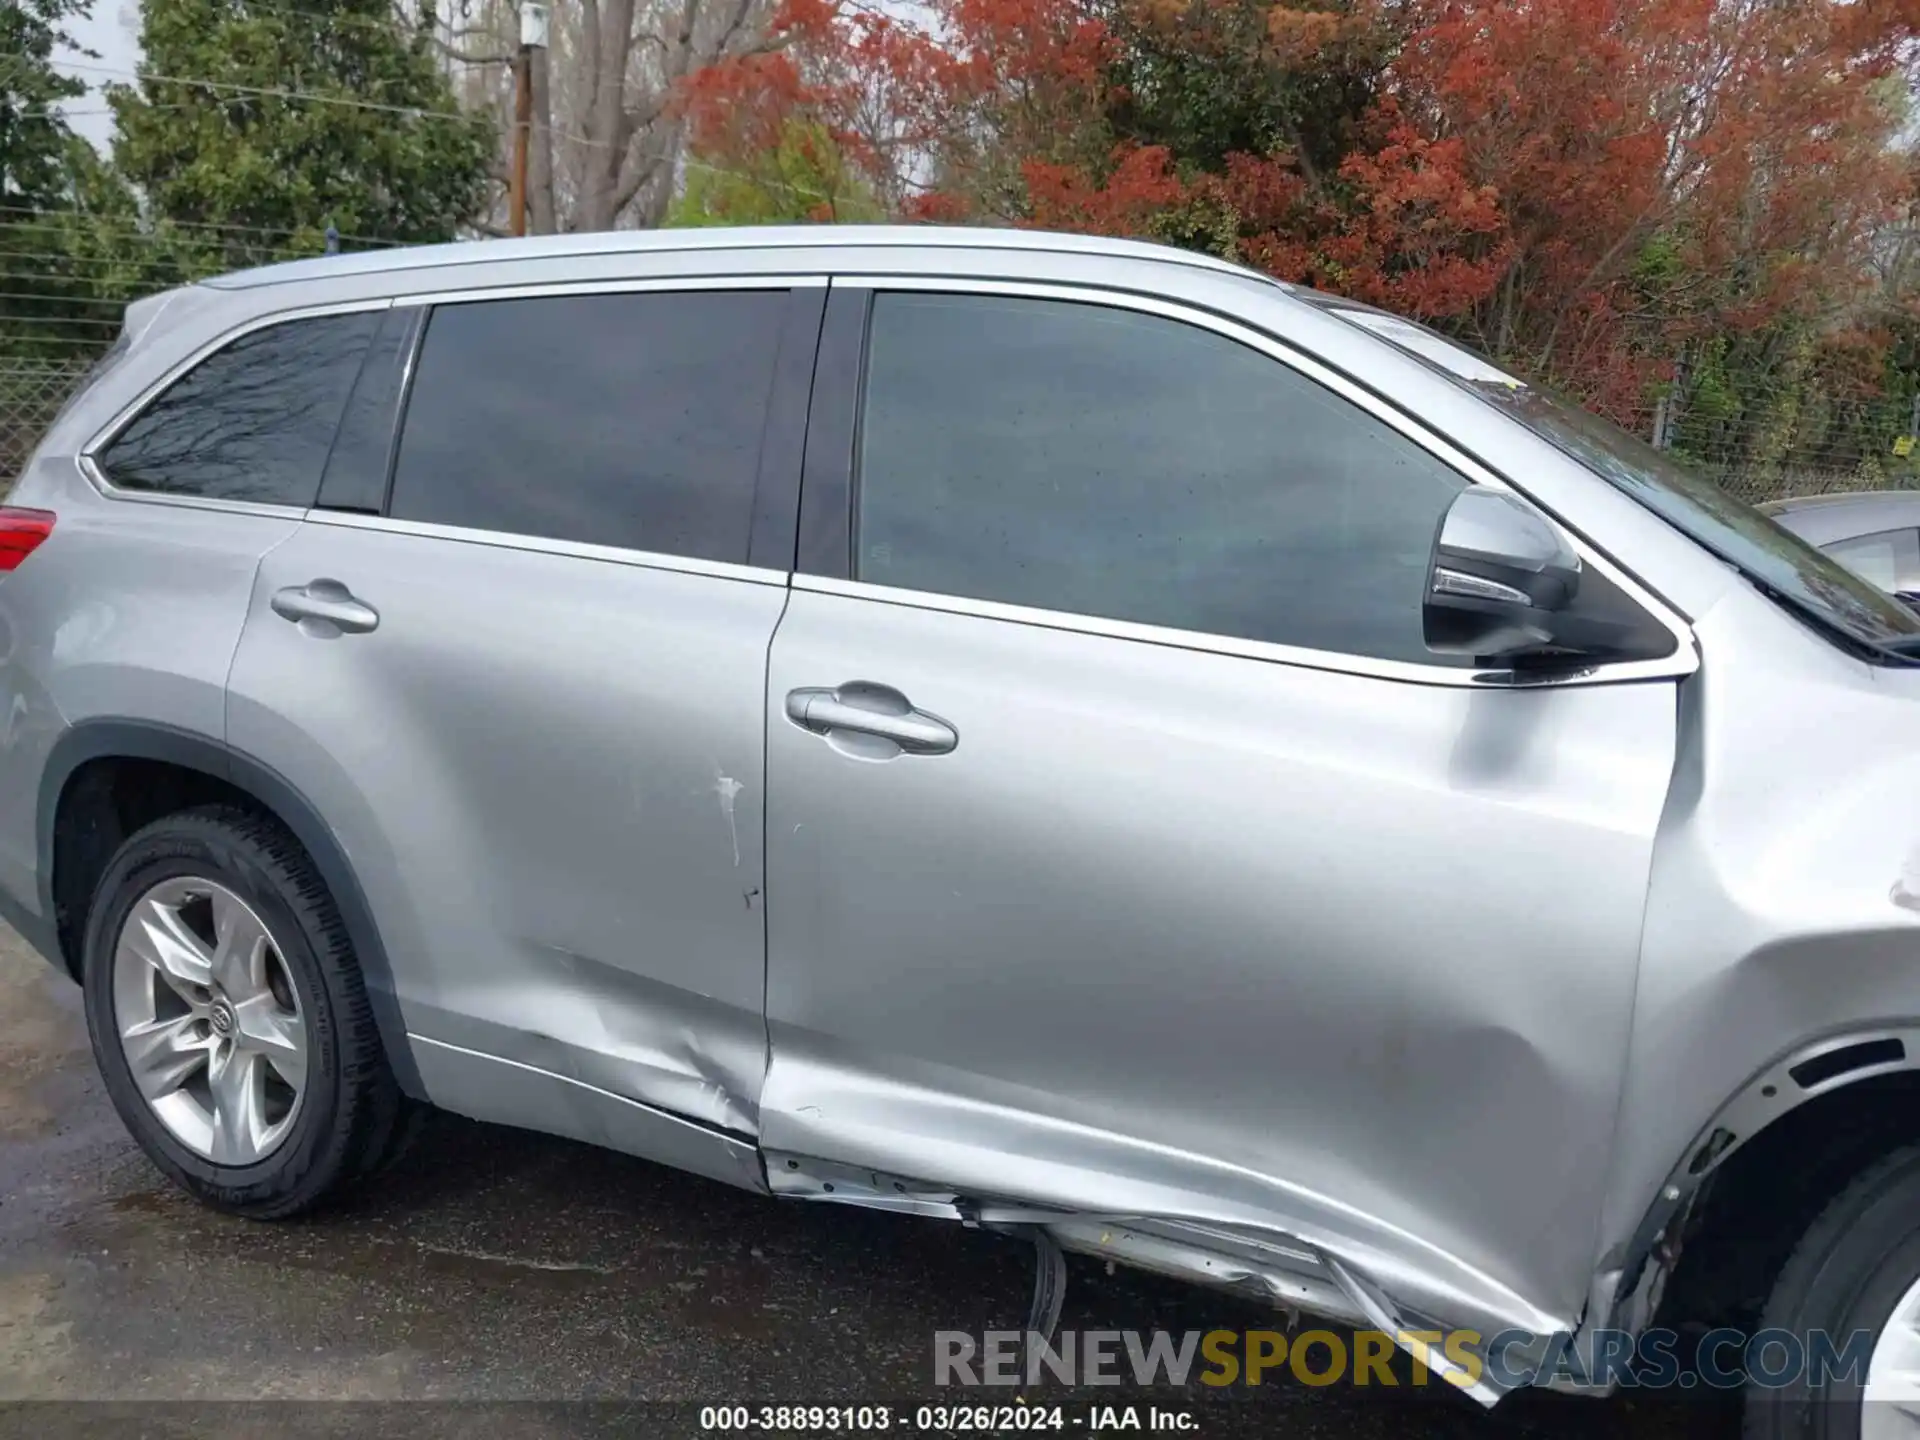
82, 803, 417, 1217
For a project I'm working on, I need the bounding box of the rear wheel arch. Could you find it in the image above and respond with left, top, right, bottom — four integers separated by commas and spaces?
39, 719, 424, 1099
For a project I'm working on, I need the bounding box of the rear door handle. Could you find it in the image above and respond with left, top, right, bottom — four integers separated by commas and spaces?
785, 682, 957, 756
270, 579, 379, 636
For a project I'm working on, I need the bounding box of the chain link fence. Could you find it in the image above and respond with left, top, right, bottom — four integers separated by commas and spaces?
1, 355, 98, 482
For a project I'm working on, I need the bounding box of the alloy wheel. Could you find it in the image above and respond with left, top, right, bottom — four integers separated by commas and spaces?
110, 875, 309, 1165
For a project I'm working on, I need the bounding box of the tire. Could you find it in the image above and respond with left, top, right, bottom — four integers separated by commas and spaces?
81, 804, 416, 1217
1746, 1145, 1920, 1440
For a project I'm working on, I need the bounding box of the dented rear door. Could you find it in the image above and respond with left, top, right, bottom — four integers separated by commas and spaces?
227, 284, 824, 1187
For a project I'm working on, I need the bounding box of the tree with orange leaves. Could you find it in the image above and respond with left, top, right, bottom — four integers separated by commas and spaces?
678, 0, 1920, 459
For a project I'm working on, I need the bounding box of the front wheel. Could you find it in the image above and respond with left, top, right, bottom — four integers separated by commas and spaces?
1747, 1146, 1920, 1439
81, 805, 415, 1217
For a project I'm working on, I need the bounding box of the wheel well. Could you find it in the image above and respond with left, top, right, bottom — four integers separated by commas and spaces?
1653, 1069, 1920, 1334
50, 756, 265, 978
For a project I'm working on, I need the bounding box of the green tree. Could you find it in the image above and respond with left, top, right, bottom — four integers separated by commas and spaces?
0, 0, 102, 361
108, 0, 493, 267
1, 0, 89, 215
669, 121, 883, 228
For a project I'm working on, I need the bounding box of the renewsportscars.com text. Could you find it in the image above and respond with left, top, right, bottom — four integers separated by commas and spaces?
933, 1326, 1875, 1391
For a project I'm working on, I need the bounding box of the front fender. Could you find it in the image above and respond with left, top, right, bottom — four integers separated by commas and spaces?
1593, 588, 1920, 1331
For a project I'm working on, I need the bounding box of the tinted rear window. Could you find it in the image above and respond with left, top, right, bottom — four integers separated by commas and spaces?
98, 311, 381, 506
387, 290, 788, 564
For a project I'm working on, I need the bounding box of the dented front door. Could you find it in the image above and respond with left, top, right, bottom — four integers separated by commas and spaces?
757, 282, 1683, 1334
760, 593, 1679, 1329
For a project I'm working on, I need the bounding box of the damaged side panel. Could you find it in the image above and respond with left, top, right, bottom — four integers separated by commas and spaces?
765, 1148, 1513, 1403
1593, 592, 1920, 1337
758, 586, 1682, 1400
226, 518, 788, 1173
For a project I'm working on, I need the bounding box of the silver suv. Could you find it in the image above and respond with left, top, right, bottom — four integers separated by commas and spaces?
7, 226, 1920, 1433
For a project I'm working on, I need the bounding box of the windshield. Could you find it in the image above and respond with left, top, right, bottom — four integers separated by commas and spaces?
1321, 303, 1920, 655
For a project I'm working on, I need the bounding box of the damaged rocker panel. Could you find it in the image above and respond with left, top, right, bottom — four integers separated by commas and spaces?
765, 1150, 1519, 1406
410, 1034, 768, 1193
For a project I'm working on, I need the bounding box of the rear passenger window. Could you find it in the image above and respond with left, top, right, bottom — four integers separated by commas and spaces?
387, 290, 788, 564
98, 311, 381, 506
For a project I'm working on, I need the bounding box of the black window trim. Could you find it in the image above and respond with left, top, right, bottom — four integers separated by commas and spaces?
82, 278, 830, 588
301, 275, 829, 583
796, 275, 1699, 690
79, 297, 397, 517
315, 303, 427, 516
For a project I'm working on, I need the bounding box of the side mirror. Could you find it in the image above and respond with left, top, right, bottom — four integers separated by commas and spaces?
1423, 485, 1584, 664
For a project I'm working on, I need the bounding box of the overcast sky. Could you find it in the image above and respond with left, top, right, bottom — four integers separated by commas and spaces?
58, 1, 143, 152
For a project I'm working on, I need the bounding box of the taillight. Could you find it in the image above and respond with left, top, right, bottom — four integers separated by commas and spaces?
0, 509, 55, 572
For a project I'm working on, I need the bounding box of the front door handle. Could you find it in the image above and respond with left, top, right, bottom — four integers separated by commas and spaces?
785, 682, 958, 756
270, 579, 379, 636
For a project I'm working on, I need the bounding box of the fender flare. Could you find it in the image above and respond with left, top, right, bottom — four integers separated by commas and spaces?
37, 718, 425, 1099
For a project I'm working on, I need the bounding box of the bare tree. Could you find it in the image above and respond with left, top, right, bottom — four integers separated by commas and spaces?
439, 0, 773, 233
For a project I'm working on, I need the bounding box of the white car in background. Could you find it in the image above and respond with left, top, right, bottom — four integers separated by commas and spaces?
1764, 491, 1920, 606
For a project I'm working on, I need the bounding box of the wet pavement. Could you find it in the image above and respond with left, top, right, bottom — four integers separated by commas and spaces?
0, 922, 1731, 1439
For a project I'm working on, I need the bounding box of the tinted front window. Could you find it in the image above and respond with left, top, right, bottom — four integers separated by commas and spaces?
389, 291, 787, 563
1322, 302, 1920, 652
856, 293, 1472, 664
99, 311, 380, 505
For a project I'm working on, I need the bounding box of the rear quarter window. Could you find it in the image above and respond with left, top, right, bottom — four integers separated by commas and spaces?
96, 311, 382, 507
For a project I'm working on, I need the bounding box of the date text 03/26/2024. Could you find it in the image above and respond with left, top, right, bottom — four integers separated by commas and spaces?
699, 1405, 1199, 1432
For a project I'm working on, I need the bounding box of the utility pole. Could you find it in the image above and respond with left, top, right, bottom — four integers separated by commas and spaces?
509, 2, 550, 237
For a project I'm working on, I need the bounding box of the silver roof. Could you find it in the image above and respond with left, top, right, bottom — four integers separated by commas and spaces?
200, 224, 1273, 292
1761, 489, 1920, 546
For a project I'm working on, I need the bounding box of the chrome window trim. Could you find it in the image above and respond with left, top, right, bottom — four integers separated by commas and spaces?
792, 574, 1685, 688
834, 274, 1700, 690
78, 295, 399, 515
404, 273, 825, 308
305, 509, 790, 588
75, 276, 826, 523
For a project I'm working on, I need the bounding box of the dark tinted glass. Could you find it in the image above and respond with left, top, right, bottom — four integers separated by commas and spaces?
99, 311, 380, 506
857, 294, 1472, 664
1317, 299, 1920, 650
317, 306, 422, 514
389, 291, 788, 563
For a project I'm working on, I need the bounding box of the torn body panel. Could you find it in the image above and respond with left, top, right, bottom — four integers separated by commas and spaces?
766, 1148, 1522, 1404
1591, 590, 1920, 1337
760, 584, 1676, 1380
759, 1054, 1573, 1347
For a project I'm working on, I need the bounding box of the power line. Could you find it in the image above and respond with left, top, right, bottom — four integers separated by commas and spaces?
0, 202, 405, 245
0, 290, 137, 306
47, 58, 486, 123
0, 315, 123, 328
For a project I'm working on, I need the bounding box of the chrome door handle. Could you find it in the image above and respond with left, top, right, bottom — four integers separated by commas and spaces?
785, 682, 958, 756
270, 580, 379, 635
